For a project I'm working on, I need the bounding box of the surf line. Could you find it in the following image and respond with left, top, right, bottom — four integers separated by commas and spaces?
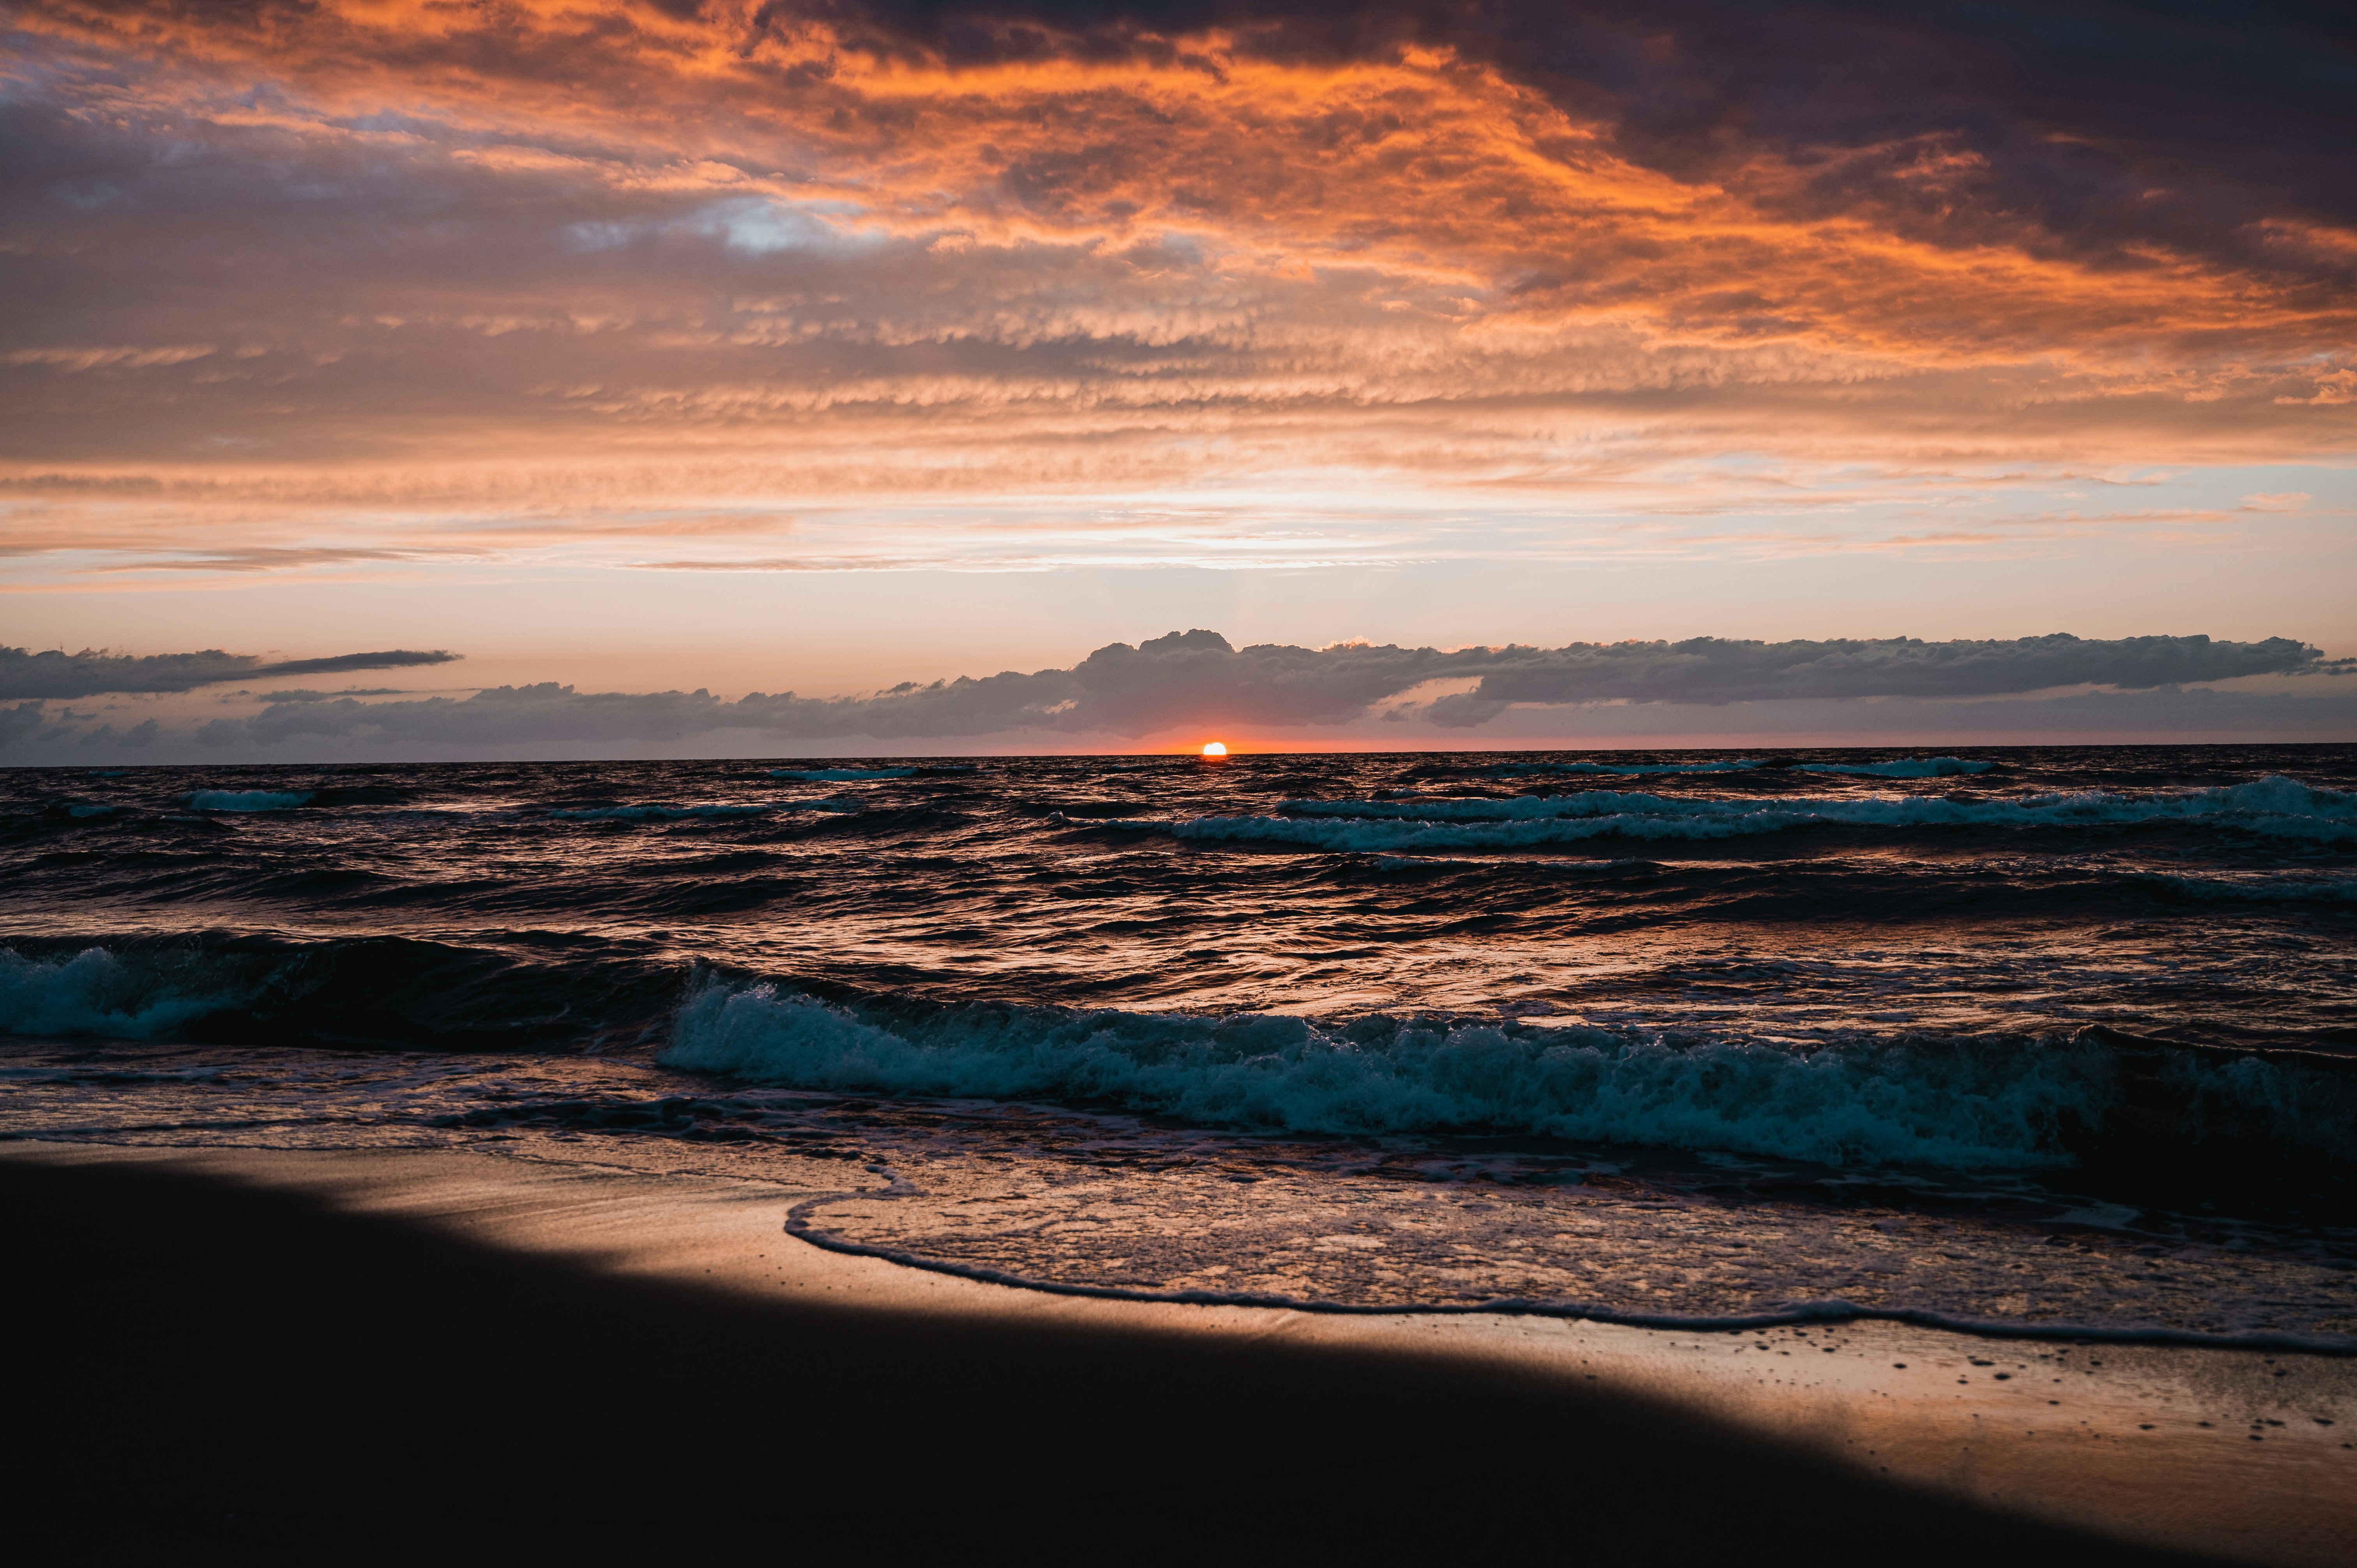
779, 1176, 2357, 1353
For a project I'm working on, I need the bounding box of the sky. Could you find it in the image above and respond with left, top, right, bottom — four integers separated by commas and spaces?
2, 0, 2352, 759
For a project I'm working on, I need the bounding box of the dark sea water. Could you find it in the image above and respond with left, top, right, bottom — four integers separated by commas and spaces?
4, 745, 2354, 1344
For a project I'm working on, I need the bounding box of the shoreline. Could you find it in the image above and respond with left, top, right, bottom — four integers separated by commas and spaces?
781, 1186, 2357, 1351
6, 1141, 2350, 1562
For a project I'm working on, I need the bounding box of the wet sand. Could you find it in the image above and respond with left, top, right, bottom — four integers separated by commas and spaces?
5, 1142, 2349, 1563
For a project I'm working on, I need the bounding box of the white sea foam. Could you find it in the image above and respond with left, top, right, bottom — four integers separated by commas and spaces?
1370, 854, 1631, 872
770, 767, 915, 780
662, 978, 2138, 1169
184, 789, 313, 811
1168, 775, 2356, 849
0, 947, 242, 1038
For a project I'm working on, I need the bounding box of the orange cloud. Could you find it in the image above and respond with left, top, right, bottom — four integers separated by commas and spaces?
1, 0, 2350, 570
18, 1, 2351, 357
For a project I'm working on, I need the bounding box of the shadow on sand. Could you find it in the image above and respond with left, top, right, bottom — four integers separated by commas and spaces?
2, 1154, 2226, 1564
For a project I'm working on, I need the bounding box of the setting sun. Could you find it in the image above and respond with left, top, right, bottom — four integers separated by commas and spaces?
1201, 742, 1228, 757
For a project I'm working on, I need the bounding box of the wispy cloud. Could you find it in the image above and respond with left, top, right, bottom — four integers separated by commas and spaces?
79, 547, 486, 575
0, 645, 463, 699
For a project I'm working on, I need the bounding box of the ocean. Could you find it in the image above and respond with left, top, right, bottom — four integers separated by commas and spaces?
4, 744, 2353, 1346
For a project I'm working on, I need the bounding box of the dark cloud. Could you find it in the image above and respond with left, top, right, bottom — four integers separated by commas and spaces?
802, 0, 2357, 290
48, 629, 2333, 750
249, 652, 462, 682
1419, 634, 2352, 727
0, 646, 463, 699
0, 701, 43, 748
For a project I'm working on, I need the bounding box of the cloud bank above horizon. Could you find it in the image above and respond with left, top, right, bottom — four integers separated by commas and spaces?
5, 629, 2350, 762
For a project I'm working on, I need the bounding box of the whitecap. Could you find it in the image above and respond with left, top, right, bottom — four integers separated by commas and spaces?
661, 978, 2159, 1171
0, 946, 247, 1039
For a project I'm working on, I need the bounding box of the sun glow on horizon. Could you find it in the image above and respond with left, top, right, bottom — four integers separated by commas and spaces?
1201, 742, 1228, 757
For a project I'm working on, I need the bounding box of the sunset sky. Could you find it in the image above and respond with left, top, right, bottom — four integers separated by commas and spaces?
4, 0, 2352, 758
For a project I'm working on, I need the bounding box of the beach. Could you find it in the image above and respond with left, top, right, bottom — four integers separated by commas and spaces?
8, 1140, 2347, 1563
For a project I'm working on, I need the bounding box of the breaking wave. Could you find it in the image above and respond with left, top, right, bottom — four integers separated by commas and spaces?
7, 929, 2349, 1179
0, 937, 680, 1051
0, 946, 251, 1038
661, 976, 2353, 1172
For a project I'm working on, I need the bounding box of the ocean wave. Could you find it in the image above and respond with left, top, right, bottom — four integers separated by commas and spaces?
0, 937, 680, 1051
2136, 871, 2357, 904
66, 804, 115, 818
769, 767, 915, 781
0, 946, 251, 1038
184, 789, 313, 811
549, 800, 854, 820
1488, 759, 1763, 776
1369, 854, 1634, 873
9, 931, 2349, 1175
1796, 758, 1995, 778
1166, 774, 2357, 849
661, 977, 2353, 1172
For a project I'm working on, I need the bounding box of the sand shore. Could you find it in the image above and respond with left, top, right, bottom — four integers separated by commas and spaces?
5, 1142, 2348, 1562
